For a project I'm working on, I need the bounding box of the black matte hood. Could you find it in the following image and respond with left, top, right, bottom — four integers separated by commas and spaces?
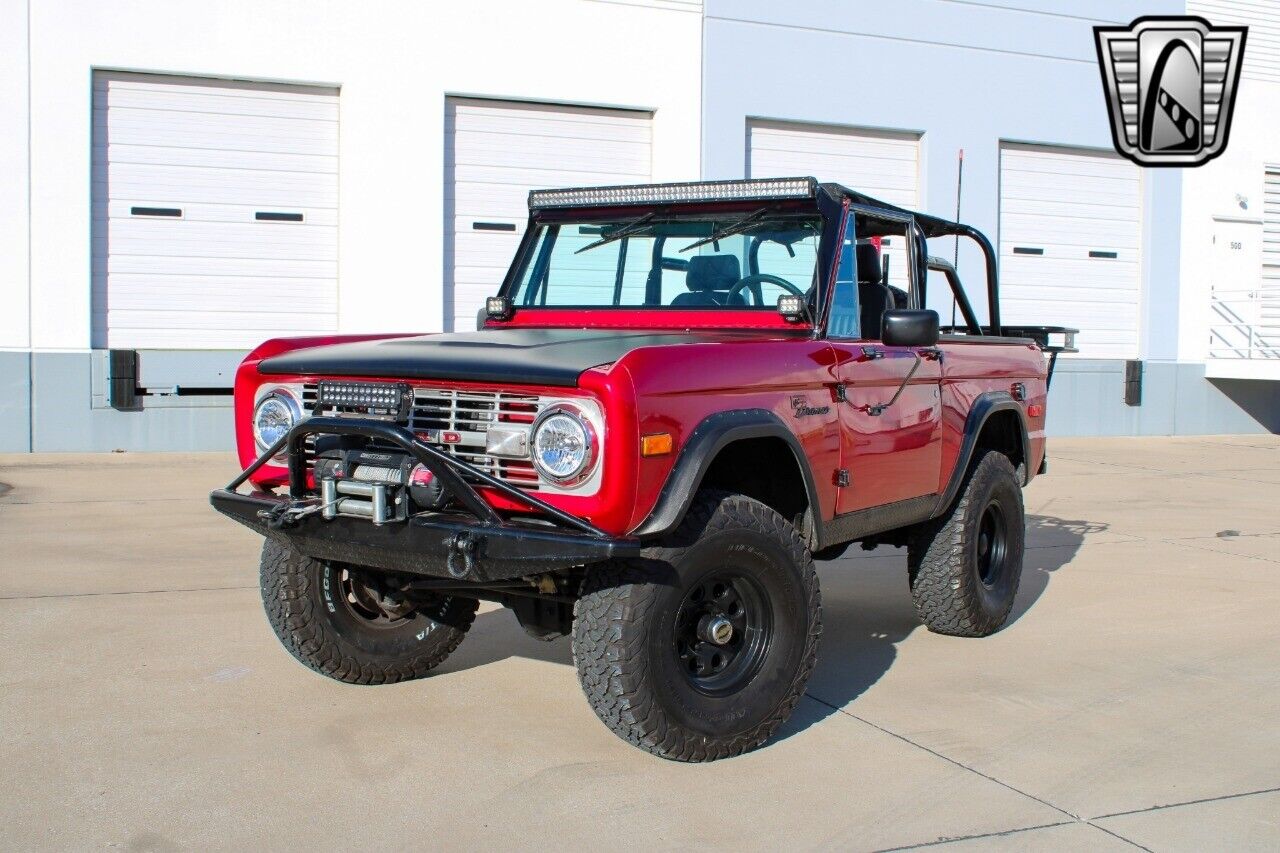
258, 328, 764, 387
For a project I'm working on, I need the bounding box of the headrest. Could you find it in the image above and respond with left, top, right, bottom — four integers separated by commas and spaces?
855, 242, 882, 285
686, 255, 741, 291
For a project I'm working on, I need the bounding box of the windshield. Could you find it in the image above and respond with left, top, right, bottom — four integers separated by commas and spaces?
509, 211, 823, 309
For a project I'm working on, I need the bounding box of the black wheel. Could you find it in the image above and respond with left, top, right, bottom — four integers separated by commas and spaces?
573, 491, 821, 761
907, 450, 1025, 637
259, 540, 478, 683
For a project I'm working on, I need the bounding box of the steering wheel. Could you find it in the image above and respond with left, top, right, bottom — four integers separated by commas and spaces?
726, 273, 806, 306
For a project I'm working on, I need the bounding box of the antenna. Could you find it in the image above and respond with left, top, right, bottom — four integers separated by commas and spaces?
951, 148, 964, 329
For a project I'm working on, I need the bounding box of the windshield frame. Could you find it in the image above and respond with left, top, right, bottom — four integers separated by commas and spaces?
496, 197, 843, 325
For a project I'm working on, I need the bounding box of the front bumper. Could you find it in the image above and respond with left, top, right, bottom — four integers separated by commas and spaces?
210, 489, 637, 582
210, 416, 638, 582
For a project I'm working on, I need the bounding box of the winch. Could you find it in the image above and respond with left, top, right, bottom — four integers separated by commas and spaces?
313, 447, 450, 525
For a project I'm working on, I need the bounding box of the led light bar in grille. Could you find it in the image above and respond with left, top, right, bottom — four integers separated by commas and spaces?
316, 381, 411, 418
528, 177, 817, 209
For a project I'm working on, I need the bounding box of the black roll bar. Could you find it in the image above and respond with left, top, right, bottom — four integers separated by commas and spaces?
927, 255, 983, 336
953, 223, 1002, 336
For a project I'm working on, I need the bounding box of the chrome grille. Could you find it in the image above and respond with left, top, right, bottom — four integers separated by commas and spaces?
410, 389, 542, 487
301, 384, 544, 487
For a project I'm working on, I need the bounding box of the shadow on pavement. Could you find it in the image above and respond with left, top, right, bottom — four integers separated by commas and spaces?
435, 514, 1105, 743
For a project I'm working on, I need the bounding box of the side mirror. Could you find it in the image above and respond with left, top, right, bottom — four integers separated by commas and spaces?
882, 309, 939, 348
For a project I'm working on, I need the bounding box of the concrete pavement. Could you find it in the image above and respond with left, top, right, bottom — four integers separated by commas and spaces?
1, 437, 1278, 851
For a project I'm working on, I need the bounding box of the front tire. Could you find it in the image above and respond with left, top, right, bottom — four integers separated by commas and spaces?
260, 540, 478, 684
572, 491, 821, 761
908, 450, 1025, 637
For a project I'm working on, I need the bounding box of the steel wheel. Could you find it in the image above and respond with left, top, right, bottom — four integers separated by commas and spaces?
672, 571, 772, 696
975, 500, 1009, 587
338, 567, 415, 627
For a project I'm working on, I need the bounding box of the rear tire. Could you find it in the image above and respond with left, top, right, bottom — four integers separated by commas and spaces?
260, 540, 478, 683
907, 451, 1025, 637
572, 491, 821, 761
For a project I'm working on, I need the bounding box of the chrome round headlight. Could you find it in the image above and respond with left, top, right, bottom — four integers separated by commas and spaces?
531, 406, 597, 485
253, 390, 301, 456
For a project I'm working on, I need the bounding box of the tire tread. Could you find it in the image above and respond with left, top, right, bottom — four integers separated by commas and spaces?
260, 540, 477, 684
572, 491, 821, 761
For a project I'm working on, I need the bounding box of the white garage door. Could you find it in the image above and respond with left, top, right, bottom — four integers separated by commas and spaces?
445, 98, 653, 331
999, 143, 1142, 359
92, 72, 338, 350
747, 120, 920, 291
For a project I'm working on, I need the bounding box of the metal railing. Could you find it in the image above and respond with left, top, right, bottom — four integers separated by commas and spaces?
1208, 284, 1280, 360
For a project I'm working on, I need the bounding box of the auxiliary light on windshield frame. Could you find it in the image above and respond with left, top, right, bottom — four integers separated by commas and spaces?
528, 178, 817, 210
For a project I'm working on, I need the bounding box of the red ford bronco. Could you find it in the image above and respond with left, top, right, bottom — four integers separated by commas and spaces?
212, 177, 1075, 761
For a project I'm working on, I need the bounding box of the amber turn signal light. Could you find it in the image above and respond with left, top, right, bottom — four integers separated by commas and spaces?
640, 433, 673, 457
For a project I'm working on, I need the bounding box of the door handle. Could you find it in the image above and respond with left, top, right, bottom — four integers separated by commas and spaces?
860, 346, 884, 361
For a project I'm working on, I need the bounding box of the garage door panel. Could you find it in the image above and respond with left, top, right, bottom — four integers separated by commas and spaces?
93, 88, 338, 121
449, 160, 650, 190
1000, 214, 1140, 251
1002, 156, 1139, 183
749, 126, 916, 159
98, 226, 336, 262
447, 115, 651, 148
445, 98, 653, 331
1000, 196, 1141, 222
108, 253, 335, 279
1003, 172, 1136, 201
448, 139, 650, 172
999, 143, 1141, 359
999, 282, 1139, 303
94, 182, 335, 211
1000, 257, 1140, 286
447, 107, 651, 137
103, 274, 337, 312
101, 200, 337, 227
95, 143, 336, 175
102, 161, 338, 195
1003, 298, 1139, 324
744, 149, 918, 185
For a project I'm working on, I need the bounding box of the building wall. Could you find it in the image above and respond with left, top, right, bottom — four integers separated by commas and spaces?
3, 0, 703, 451
0, 0, 32, 451
3, 0, 1275, 451
1180, 3, 1280, 372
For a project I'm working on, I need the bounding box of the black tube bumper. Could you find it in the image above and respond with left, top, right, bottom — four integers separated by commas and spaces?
210, 489, 639, 583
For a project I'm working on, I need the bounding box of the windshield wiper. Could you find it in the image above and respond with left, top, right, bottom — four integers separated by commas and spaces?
679, 208, 770, 253
573, 213, 657, 254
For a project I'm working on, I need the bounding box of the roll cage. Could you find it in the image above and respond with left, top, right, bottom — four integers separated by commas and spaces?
504, 177, 1021, 339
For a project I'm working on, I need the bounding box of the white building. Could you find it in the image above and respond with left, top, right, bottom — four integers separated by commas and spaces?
1, 0, 1276, 451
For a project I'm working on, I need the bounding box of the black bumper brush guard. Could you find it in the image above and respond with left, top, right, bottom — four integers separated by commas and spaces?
209, 417, 638, 583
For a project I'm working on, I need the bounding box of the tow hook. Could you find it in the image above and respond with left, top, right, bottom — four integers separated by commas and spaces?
445, 531, 479, 578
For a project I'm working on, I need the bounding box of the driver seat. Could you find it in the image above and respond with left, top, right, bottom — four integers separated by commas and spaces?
856, 242, 894, 339
672, 255, 747, 306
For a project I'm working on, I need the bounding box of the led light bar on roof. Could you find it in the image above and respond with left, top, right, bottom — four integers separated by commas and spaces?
528, 177, 817, 209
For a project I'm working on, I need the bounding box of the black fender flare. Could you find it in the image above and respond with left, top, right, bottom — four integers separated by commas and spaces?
932, 391, 1030, 516
630, 409, 823, 542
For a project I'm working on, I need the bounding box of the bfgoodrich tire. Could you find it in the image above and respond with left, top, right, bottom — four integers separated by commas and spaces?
259, 540, 478, 684
908, 450, 1025, 637
572, 491, 821, 761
